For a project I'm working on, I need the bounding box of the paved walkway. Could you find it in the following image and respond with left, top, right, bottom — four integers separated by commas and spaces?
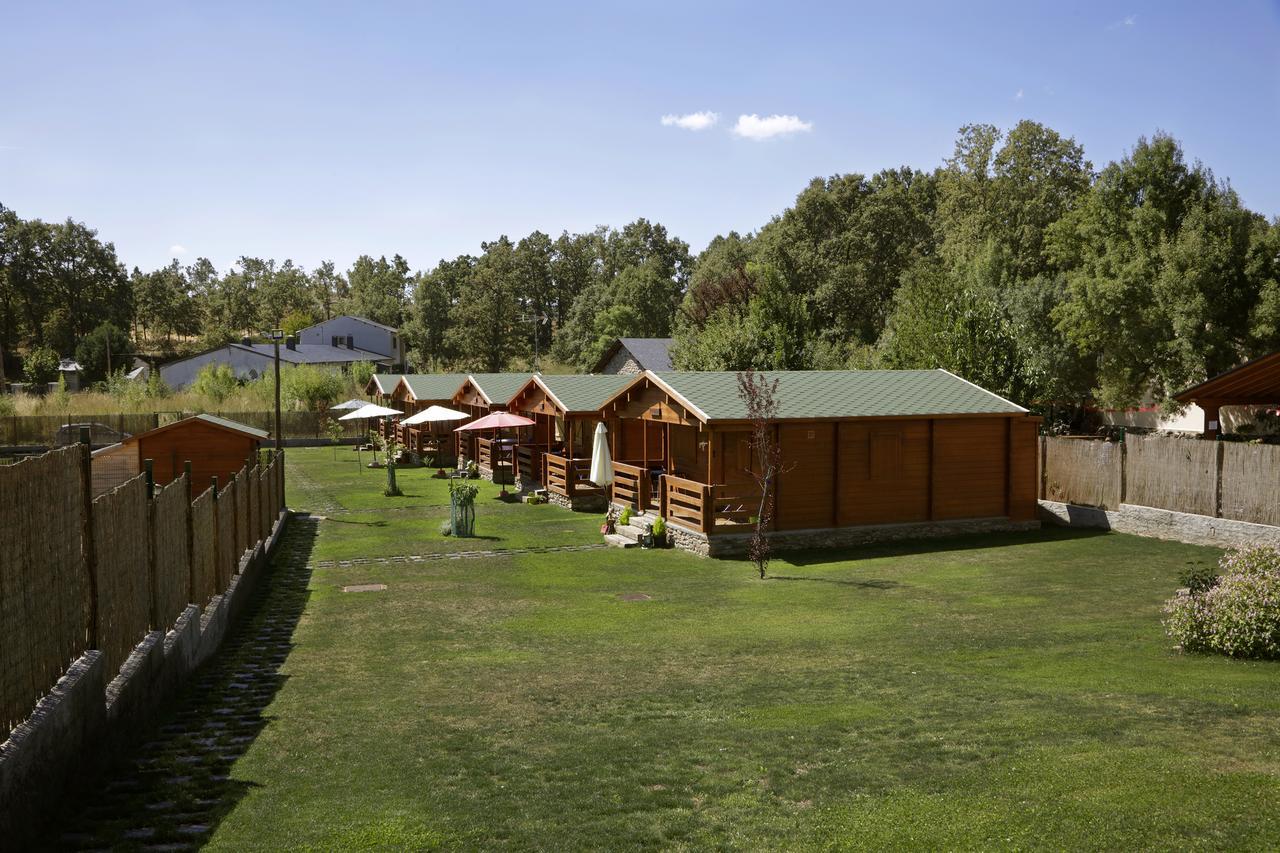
45, 517, 319, 852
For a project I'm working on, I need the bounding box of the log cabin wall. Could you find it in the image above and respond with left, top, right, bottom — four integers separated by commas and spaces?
137, 421, 260, 493
931, 417, 1010, 520
836, 419, 932, 526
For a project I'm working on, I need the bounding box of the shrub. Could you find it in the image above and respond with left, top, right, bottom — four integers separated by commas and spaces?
191, 363, 240, 404
1178, 564, 1220, 594
1165, 547, 1280, 659
282, 364, 345, 413
0, 394, 13, 418
23, 346, 59, 386
348, 361, 376, 390
651, 515, 666, 541
619, 506, 634, 527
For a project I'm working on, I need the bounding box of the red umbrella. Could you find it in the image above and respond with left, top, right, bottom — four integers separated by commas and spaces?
454, 411, 536, 431
454, 411, 536, 487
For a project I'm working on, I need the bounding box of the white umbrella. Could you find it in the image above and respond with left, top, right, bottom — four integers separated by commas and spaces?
588, 421, 613, 486
338, 403, 403, 420
401, 404, 469, 426
330, 398, 367, 411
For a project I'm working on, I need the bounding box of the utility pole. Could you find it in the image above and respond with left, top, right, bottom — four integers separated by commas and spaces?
269, 328, 284, 455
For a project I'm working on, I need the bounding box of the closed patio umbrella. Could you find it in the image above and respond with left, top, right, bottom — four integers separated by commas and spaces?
588, 422, 612, 487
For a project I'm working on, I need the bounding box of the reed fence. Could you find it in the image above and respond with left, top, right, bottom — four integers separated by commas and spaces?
1041, 433, 1280, 527
1, 411, 363, 447
0, 442, 286, 738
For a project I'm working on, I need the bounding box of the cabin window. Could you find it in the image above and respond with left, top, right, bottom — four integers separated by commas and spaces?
870, 430, 902, 481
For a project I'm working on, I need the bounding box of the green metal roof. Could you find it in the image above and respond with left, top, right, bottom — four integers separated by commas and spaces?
191, 414, 270, 439
651, 369, 1027, 422
401, 373, 471, 401
536, 374, 636, 413
468, 373, 534, 405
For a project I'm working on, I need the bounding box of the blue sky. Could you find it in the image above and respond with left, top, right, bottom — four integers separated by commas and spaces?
2, 1, 1277, 274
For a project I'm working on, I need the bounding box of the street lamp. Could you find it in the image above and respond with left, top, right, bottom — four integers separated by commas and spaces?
267, 328, 284, 456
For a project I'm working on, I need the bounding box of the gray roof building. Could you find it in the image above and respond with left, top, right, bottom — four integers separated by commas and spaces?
593, 338, 675, 375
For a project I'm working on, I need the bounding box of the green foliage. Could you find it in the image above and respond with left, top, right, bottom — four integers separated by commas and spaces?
673, 264, 810, 371
23, 345, 59, 385
618, 505, 633, 526
347, 254, 410, 328
650, 515, 666, 540
347, 360, 376, 390
1165, 547, 1280, 659
1178, 565, 1220, 594
0, 394, 14, 417
281, 364, 345, 414
191, 362, 240, 404
75, 321, 131, 383
281, 310, 316, 338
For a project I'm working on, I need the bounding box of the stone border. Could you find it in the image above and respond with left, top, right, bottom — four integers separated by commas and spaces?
0, 509, 292, 847
546, 490, 608, 514
1038, 500, 1280, 549
666, 516, 1041, 558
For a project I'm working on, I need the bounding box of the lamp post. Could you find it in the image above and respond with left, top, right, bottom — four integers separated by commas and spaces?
268, 328, 284, 456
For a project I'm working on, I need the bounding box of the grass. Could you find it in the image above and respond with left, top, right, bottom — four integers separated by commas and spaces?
201, 448, 1280, 849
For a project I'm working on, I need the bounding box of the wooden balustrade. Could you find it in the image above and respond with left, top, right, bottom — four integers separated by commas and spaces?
662, 474, 712, 533
476, 437, 493, 470
516, 444, 548, 484
709, 482, 768, 532
544, 453, 603, 498
610, 460, 650, 511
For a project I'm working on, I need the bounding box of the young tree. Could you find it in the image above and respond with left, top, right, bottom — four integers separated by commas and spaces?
23, 345, 59, 386
736, 370, 785, 580
75, 321, 131, 383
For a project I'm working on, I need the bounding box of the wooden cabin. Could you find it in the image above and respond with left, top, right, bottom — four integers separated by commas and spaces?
505, 374, 634, 506
388, 373, 471, 462
1174, 349, 1280, 438
364, 373, 405, 442
601, 369, 1041, 555
91, 414, 268, 497
450, 373, 533, 477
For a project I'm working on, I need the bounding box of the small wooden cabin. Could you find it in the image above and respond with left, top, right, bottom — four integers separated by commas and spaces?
601, 370, 1041, 553
505, 374, 634, 502
92, 414, 268, 496
450, 373, 533, 474
364, 373, 405, 442
388, 373, 471, 460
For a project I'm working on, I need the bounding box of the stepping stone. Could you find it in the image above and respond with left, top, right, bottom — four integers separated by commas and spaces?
342, 583, 387, 593
124, 827, 157, 840
144, 801, 177, 811
177, 824, 211, 836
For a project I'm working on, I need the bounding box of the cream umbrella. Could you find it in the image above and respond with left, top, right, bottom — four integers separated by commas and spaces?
588, 422, 613, 487
339, 404, 403, 468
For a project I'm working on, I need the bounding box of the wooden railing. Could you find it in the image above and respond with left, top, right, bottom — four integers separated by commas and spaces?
476, 437, 493, 470
709, 482, 768, 532
544, 453, 602, 498
662, 474, 712, 533
516, 443, 550, 484
611, 460, 650, 511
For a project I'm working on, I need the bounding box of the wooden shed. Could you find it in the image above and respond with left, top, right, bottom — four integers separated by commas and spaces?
450, 373, 533, 475
601, 369, 1041, 553
93, 414, 268, 496
505, 374, 634, 502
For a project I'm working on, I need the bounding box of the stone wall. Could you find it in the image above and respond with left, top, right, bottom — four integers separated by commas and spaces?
0, 509, 291, 848
665, 517, 1042, 558
547, 490, 608, 513
1038, 500, 1280, 550
600, 349, 643, 375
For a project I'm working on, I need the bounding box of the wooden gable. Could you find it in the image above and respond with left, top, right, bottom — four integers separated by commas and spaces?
509, 381, 561, 417
453, 379, 490, 408
608, 377, 700, 426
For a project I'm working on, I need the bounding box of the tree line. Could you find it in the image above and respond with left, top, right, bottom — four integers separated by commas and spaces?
2, 120, 1277, 419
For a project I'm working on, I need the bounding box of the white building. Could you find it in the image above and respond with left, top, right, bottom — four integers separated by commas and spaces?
298, 315, 406, 370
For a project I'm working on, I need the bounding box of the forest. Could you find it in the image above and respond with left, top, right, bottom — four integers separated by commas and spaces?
2, 120, 1277, 421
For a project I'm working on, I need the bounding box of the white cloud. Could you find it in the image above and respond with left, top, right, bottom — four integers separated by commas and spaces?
169, 244, 188, 256
731, 113, 813, 140
660, 111, 719, 131
1107, 14, 1136, 29
1014, 88, 1024, 100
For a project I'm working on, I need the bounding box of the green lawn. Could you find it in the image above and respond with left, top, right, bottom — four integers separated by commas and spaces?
207, 448, 1279, 849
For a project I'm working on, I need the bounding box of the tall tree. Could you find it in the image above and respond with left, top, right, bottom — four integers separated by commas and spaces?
347, 254, 410, 327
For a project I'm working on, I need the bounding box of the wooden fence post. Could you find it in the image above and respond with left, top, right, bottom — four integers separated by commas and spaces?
1039, 433, 1047, 501
184, 460, 195, 605
210, 476, 220, 593
142, 457, 160, 628
1214, 436, 1225, 519
1118, 429, 1128, 506
78, 427, 99, 649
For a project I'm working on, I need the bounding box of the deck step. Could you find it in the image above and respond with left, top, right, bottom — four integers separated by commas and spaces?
603, 533, 637, 549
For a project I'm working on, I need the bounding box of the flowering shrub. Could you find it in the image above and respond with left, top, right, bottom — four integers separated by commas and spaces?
1164, 547, 1280, 659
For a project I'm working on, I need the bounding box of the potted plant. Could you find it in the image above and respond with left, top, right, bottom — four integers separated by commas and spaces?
619, 506, 634, 528
651, 515, 667, 547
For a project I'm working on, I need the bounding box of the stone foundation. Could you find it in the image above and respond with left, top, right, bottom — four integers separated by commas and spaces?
1038, 500, 1280, 549
546, 491, 609, 513
666, 516, 1042, 558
